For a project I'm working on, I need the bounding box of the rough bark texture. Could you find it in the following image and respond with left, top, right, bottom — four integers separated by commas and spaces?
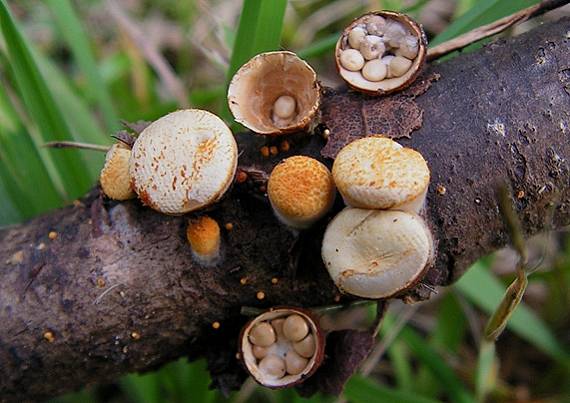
1, 19, 569, 402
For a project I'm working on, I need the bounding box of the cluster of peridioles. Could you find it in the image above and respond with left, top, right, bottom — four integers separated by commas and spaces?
97, 10, 430, 389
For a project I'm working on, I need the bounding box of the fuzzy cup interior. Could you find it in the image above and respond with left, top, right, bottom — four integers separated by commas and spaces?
336, 13, 425, 93
228, 52, 319, 134
241, 309, 321, 388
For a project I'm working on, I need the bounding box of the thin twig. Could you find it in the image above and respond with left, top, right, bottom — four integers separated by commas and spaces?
428, 0, 570, 61
43, 141, 110, 152
359, 304, 419, 376
106, 1, 190, 107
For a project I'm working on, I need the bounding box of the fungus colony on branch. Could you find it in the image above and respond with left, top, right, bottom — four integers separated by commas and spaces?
94, 8, 435, 391
336, 11, 426, 94
239, 308, 325, 388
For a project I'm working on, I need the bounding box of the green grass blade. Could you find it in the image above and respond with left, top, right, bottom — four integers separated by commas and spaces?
475, 340, 497, 402
454, 262, 568, 361
227, 0, 287, 80
32, 46, 109, 178
344, 374, 440, 403
0, 82, 62, 221
119, 373, 161, 403
0, 0, 92, 199
388, 340, 413, 391
45, 0, 118, 132
431, 0, 540, 46
384, 314, 475, 403
297, 33, 338, 60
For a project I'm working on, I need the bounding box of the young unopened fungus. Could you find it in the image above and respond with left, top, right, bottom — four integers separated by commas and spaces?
268, 156, 335, 229
186, 216, 221, 266
100, 143, 136, 200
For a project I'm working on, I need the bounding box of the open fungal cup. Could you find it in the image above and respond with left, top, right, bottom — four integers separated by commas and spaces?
129, 109, 238, 215
227, 51, 320, 135
100, 143, 136, 201
268, 156, 336, 229
322, 208, 434, 299
240, 307, 325, 389
335, 11, 427, 94
332, 136, 430, 212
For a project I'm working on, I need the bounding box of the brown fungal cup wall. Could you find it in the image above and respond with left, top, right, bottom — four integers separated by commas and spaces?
335, 11, 427, 95
228, 51, 320, 135
239, 307, 325, 388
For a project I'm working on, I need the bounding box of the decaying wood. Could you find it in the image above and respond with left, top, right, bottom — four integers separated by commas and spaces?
1, 18, 569, 402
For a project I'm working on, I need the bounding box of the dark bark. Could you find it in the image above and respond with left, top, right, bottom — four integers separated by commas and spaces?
1, 18, 569, 402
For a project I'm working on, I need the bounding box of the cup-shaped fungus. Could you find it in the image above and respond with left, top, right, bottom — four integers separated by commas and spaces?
267, 156, 336, 229
227, 51, 320, 135
335, 11, 427, 95
186, 216, 221, 266
239, 307, 325, 388
100, 143, 136, 200
129, 109, 238, 215
332, 136, 429, 212
322, 208, 434, 299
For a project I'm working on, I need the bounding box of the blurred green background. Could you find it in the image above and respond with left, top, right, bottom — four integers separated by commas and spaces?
0, 0, 568, 402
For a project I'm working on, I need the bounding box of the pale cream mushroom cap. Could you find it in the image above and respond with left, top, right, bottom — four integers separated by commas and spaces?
322, 208, 433, 299
129, 109, 237, 215
332, 136, 430, 212
227, 51, 320, 135
268, 156, 336, 229
100, 144, 136, 201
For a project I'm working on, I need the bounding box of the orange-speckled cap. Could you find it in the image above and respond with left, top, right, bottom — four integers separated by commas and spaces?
267, 156, 335, 229
332, 136, 429, 212
129, 109, 238, 215
186, 216, 221, 265
100, 144, 136, 201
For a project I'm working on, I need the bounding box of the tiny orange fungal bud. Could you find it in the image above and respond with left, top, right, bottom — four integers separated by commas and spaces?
269, 146, 278, 156
256, 291, 266, 300
225, 222, 234, 231
271, 277, 279, 285
236, 170, 248, 184
187, 216, 221, 266
436, 184, 446, 195
48, 231, 58, 240
260, 146, 270, 158
43, 331, 55, 343
279, 140, 290, 152
240, 277, 248, 285
96, 277, 106, 288
212, 321, 221, 330
131, 331, 141, 340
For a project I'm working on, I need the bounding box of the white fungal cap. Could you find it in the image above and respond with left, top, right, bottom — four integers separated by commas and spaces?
332, 136, 430, 212
268, 156, 336, 229
129, 109, 237, 215
227, 51, 320, 135
100, 143, 136, 201
322, 208, 433, 299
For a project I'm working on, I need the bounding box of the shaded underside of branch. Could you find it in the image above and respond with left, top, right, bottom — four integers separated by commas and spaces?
0, 18, 569, 403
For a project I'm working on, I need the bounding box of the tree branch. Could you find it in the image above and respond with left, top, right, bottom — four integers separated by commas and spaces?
1, 18, 569, 402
